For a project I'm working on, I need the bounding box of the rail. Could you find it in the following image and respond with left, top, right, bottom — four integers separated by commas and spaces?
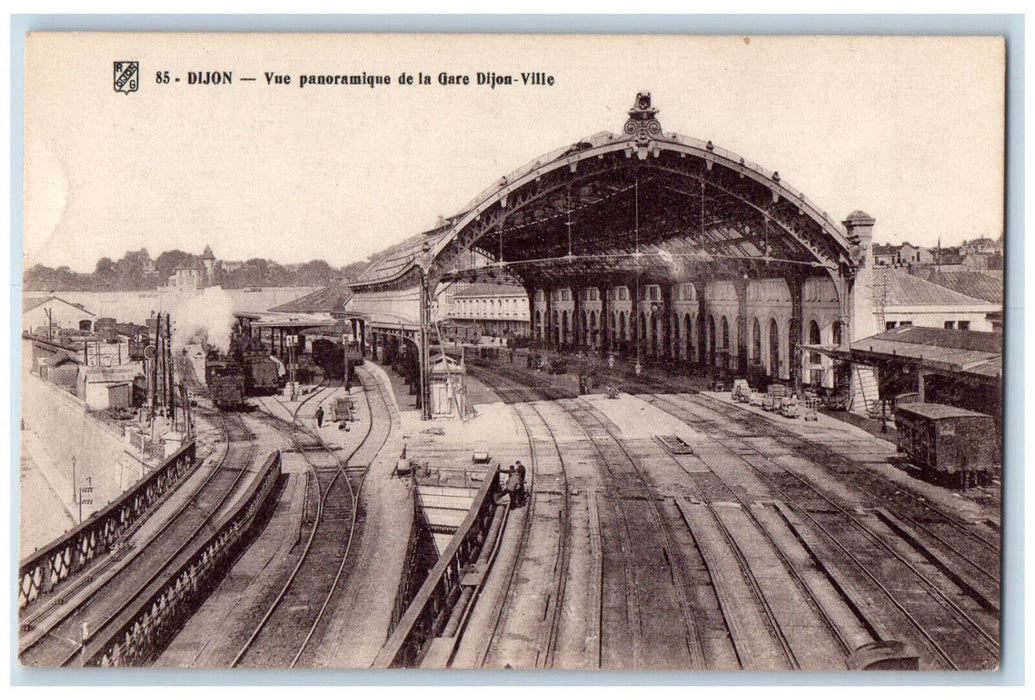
373, 461, 503, 668
84, 451, 283, 667
18, 442, 197, 611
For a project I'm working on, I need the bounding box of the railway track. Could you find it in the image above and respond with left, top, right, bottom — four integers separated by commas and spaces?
467, 363, 706, 669
650, 392, 1000, 670
464, 367, 575, 669
19, 411, 258, 667
686, 392, 1001, 597
231, 366, 391, 667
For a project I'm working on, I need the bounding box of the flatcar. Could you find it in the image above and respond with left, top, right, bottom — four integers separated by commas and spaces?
894, 402, 997, 488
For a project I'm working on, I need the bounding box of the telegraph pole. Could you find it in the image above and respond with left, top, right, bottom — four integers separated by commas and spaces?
418, 268, 432, 421
287, 334, 298, 401
342, 332, 351, 392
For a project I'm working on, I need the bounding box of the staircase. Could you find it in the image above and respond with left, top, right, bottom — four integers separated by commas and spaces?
849, 364, 880, 417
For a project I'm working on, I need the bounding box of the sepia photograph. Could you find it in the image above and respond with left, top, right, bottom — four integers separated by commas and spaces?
16, 30, 1009, 674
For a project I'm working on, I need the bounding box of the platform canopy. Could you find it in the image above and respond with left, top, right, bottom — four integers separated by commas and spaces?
352, 93, 859, 295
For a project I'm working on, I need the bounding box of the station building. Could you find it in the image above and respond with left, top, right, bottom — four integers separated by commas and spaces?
447, 283, 530, 340
341, 94, 980, 418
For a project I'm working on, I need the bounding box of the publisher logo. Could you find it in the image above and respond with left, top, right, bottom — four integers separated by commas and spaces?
114, 61, 139, 94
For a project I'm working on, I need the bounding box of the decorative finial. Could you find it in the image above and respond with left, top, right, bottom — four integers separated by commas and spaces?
623, 92, 662, 145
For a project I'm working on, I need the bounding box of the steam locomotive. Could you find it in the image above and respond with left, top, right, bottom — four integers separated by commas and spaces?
205, 333, 281, 409
310, 337, 364, 381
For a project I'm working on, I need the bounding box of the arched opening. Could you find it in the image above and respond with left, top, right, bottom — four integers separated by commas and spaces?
561, 310, 570, 349
752, 318, 762, 364
535, 309, 542, 340
651, 313, 660, 358
832, 320, 843, 346
589, 310, 598, 347
788, 319, 797, 386
808, 320, 822, 387
684, 314, 693, 361
553, 310, 560, 348
639, 313, 648, 358
769, 318, 780, 379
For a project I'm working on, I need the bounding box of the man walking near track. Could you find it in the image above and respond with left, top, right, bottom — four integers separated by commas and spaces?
315, 405, 324, 428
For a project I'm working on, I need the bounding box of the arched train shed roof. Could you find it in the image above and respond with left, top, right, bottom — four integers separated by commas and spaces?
353, 94, 858, 293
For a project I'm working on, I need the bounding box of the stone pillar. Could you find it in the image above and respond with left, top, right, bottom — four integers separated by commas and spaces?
696, 281, 708, 366
631, 281, 641, 370
844, 210, 877, 342
544, 288, 553, 351
573, 288, 582, 350
662, 284, 673, 359
787, 274, 804, 396
734, 276, 749, 371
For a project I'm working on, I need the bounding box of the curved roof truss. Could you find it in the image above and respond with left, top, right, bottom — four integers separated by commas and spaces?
354, 94, 857, 294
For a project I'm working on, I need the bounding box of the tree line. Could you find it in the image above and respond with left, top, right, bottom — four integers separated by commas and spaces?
23, 248, 371, 292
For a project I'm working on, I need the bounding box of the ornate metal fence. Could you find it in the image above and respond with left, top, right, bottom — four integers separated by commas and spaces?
86, 451, 283, 667
373, 461, 502, 668
18, 442, 197, 611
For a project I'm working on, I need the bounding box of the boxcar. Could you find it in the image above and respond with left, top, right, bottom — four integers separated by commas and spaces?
894, 403, 997, 486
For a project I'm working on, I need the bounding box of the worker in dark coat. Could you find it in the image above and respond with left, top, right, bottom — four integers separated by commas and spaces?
315, 405, 324, 428
496, 460, 527, 508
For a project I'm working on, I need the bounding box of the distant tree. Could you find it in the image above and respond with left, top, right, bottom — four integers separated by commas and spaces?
296, 259, 335, 285
340, 259, 370, 282
155, 250, 195, 282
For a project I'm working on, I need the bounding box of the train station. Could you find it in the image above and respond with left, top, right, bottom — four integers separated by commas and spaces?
19, 93, 1002, 673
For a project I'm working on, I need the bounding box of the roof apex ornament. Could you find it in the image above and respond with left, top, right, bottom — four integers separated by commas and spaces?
623, 92, 662, 147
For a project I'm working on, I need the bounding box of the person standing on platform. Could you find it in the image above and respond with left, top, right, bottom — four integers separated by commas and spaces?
315, 405, 324, 428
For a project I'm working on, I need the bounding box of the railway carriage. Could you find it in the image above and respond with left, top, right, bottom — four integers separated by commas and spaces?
894, 403, 997, 487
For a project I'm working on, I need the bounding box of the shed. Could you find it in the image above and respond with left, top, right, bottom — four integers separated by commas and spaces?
429, 353, 467, 417
76, 366, 140, 410
37, 350, 81, 387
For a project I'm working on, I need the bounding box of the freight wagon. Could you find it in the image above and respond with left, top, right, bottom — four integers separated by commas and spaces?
894, 403, 997, 488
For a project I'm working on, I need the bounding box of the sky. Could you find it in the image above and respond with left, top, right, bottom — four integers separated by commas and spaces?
22, 33, 1005, 273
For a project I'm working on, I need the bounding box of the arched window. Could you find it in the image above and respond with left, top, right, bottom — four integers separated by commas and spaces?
808, 320, 822, 386
832, 320, 843, 346
808, 321, 821, 362
619, 311, 626, 341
